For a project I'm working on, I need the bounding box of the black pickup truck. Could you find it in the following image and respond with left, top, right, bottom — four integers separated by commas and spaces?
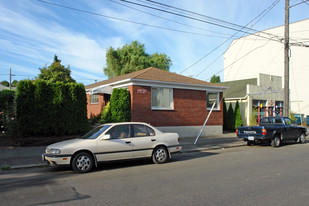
237, 116, 307, 147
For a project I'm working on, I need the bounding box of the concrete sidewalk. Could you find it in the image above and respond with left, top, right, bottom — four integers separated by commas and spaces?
0, 132, 245, 170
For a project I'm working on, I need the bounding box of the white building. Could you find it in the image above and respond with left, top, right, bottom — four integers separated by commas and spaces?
224, 19, 309, 116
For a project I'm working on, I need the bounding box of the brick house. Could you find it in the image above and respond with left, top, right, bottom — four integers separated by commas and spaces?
85, 67, 226, 137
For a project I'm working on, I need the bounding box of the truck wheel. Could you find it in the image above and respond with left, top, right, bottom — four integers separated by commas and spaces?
297, 133, 306, 144
271, 136, 280, 147
247, 141, 254, 146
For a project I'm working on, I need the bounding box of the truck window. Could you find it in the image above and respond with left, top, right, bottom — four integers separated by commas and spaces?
284, 118, 293, 126
274, 118, 282, 124
261, 118, 272, 124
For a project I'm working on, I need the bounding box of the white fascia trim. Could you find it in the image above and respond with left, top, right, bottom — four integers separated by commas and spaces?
87, 78, 228, 93
129, 79, 227, 92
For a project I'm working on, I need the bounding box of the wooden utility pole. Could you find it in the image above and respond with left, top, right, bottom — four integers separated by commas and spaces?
283, 0, 290, 117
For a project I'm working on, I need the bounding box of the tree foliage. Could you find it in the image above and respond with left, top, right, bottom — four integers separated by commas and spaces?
110, 88, 131, 122
104, 41, 172, 78
210, 75, 221, 83
1, 80, 9, 87
37, 55, 76, 83
16, 80, 88, 136
234, 101, 243, 128
226, 104, 235, 131
100, 101, 111, 124
223, 99, 228, 130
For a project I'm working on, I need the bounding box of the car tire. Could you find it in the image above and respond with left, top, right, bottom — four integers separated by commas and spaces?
247, 141, 254, 146
297, 133, 306, 144
152, 146, 168, 164
271, 136, 280, 148
71, 152, 94, 173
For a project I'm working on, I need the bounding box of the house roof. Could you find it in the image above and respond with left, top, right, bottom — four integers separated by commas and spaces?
221, 78, 257, 99
85, 67, 223, 90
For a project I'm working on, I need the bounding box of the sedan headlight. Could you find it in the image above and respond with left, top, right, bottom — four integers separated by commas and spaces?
47, 148, 61, 155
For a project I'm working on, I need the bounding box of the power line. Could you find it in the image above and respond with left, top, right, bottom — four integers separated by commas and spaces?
179, 0, 281, 75
36, 0, 227, 38
120, 0, 284, 43
110, 0, 238, 39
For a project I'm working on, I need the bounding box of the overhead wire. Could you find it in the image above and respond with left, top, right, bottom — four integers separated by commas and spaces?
181, 0, 281, 76
110, 0, 238, 39
120, 0, 284, 43
35, 0, 228, 37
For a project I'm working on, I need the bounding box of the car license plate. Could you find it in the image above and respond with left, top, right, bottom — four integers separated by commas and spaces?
248, 136, 254, 141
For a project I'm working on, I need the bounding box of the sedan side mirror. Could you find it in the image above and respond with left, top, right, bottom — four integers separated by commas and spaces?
101, 134, 111, 140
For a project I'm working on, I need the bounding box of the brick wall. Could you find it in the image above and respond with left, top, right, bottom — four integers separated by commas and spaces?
128, 85, 223, 127
86, 93, 105, 118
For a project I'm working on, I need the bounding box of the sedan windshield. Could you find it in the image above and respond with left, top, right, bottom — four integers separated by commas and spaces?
80, 125, 111, 139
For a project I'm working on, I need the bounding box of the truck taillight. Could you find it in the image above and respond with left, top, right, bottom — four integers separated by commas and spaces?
262, 129, 266, 135
236, 129, 239, 135
178, 137, 180, 142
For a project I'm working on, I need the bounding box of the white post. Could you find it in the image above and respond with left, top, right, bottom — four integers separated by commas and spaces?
194, 102, 216, 145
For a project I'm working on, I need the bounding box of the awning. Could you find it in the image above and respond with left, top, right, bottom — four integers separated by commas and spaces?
90, 85, 113, 95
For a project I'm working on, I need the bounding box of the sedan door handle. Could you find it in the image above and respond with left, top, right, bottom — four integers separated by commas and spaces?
125, 141, 131, 144
151, 139, 156, 142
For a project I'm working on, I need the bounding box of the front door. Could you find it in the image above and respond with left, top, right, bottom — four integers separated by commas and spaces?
284, 118, 299, 140
96, 124, 133, 161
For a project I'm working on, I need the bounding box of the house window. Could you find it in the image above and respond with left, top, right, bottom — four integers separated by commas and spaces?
207, 92, 219, 110
91, 94, 99, 104
151, 87, 173, 110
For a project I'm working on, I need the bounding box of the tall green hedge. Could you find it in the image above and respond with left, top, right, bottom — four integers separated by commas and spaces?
16, 80, 88, 136
110, 88, 131, 122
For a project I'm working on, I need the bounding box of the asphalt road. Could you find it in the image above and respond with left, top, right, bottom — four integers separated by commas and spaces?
1, 142, 309, 206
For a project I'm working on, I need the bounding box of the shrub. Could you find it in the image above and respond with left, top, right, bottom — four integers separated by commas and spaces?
234, 101, 243, 128
100, 101, 111, 124
15, 80, 88, 136
227, 104, 234, 130
110, 88, 131, 122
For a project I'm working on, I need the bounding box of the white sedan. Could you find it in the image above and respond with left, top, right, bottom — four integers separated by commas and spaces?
42, 122, 182, 173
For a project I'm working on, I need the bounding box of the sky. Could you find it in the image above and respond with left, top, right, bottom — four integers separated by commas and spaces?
0, 0, 309, 86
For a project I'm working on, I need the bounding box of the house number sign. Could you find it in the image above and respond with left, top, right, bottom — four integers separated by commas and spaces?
137, 89, 147, 94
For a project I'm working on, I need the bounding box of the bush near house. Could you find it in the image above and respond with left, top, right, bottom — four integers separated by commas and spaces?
0, 89, 16, 134
234, 101, 243, 129
100, 101, 111, 124
110, 88, 131, 122
16, 80, 88, 137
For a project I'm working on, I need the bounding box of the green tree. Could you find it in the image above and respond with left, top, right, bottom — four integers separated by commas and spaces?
12, 80, 19, 87
104, 41, 172, 78
1, 80, 9, 87
37, 55, 76, 83
234, 101, 243, 128
223, 98, 228, 130
210, 75, 221, 83
110, 88, 131, 122
227, 103, 234, 130
100, 101, 112, 124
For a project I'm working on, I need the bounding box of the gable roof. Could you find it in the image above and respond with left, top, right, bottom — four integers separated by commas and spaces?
86, 67, 224, 91
221, 78, 257, 98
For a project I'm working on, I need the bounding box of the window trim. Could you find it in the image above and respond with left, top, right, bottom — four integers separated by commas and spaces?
90, 94, 99, 104
207, 92, 220, 110
151, 87, 174, 110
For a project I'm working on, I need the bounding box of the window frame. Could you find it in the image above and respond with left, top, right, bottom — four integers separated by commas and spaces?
207, 92, 220, 110
90, 94, 99, 104
151, 87, 174, 110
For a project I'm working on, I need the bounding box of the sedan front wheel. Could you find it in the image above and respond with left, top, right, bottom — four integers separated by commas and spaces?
71, 152, 94, 173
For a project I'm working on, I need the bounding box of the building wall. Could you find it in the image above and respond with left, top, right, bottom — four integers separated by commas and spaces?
128, 85, 223, 127
86, 93, 105, 118
224, 19, 309, 115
